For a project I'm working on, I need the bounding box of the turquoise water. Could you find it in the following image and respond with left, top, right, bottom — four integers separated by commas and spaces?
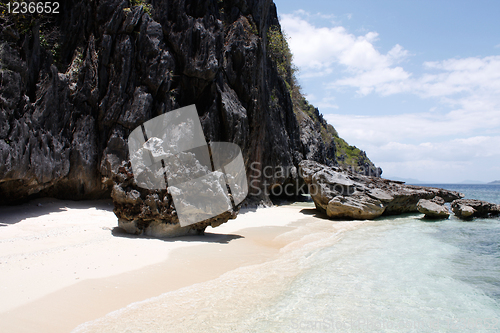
75, 185, 500, 333
254, 184, 500, 332
236, 185, 500, 332
256, 223, 500, 332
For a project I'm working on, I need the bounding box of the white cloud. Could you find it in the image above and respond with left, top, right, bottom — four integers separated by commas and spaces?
285, 13, 500, 137
317, 12, 336, 20
281, 13, 500, 102
325, 108, 500, 182
305, 95, 339, 111
316, 97, 339, 110
416, 56, 500, 98
334, 66, 411, 95
280, 13, 410, 79
324, 56, 500, 146
325, 109, 500, 146
333, 55, 500, 101
325, 110, 500, 181
371, 136, 500, 182
375, 136, 500, 162
387, 44, 409, 62
292, 9, 310, 17
281, 12, 500, 182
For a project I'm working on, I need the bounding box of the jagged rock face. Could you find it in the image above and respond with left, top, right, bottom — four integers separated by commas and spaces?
111, 162, 236, 236
296, 109, 329, 166
451, 199, 500, 220
356, 151, 383, 177
299, 160, 463, 220
0, 0, 333, 205
417, 197, 450, 219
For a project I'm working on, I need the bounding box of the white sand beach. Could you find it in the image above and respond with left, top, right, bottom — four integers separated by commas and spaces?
0, 199, 364, 332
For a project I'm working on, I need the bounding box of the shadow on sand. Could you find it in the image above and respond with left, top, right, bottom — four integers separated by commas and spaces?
299, 207, 331, 220
111, 226, 244, 244
0, 198, 114, 225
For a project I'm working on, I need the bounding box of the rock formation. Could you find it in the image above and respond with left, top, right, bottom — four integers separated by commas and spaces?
0, 0, 381, 208
111, 162, 236, 236
417, 197, 450, 219
451, 199, 500, 220
299, 160, 463, 220
0, 0, 386, 236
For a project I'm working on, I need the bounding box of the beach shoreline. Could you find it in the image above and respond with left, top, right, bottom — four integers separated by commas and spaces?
0, 199, 364, 333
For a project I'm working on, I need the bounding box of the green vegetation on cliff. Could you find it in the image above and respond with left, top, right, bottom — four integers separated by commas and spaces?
266, 23, 381, 176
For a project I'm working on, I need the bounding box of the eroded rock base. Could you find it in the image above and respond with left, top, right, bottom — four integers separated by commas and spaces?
112, 162, 236, 237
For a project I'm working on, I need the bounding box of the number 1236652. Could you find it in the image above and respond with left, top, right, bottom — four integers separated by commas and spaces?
6, 2, 59, 14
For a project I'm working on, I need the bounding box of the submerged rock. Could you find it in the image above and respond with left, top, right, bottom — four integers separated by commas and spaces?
417, 197, 450, 219
451, 199, 500, 220
299, 160, 463, 220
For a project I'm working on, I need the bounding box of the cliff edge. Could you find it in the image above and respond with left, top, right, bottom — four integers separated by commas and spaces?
0, 0, 380, 205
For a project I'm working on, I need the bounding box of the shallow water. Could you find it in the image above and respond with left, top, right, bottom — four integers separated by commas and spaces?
255, 215, 500, 332
74, 185, 500, 333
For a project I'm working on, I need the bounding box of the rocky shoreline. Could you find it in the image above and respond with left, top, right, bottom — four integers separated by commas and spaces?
1, 0, 496, 238
110, 159, 498, 238
299, 160, 499, 222
299, 160, 462, 220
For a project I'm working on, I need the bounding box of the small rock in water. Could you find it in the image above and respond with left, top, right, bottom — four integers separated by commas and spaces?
451, 199, 500, 220
417, 198, 450, 219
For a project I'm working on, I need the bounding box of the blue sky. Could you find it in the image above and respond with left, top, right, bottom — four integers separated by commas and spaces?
273, 0, 500, 183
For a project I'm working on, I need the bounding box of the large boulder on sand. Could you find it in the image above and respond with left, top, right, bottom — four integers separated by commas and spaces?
451, 199, 500, 220
417, 197, 450, 219
111, 162, 237, 237
299, 160, 463, 220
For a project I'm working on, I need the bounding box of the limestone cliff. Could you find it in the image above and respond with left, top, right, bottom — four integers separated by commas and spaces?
0, 0, 380, 205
